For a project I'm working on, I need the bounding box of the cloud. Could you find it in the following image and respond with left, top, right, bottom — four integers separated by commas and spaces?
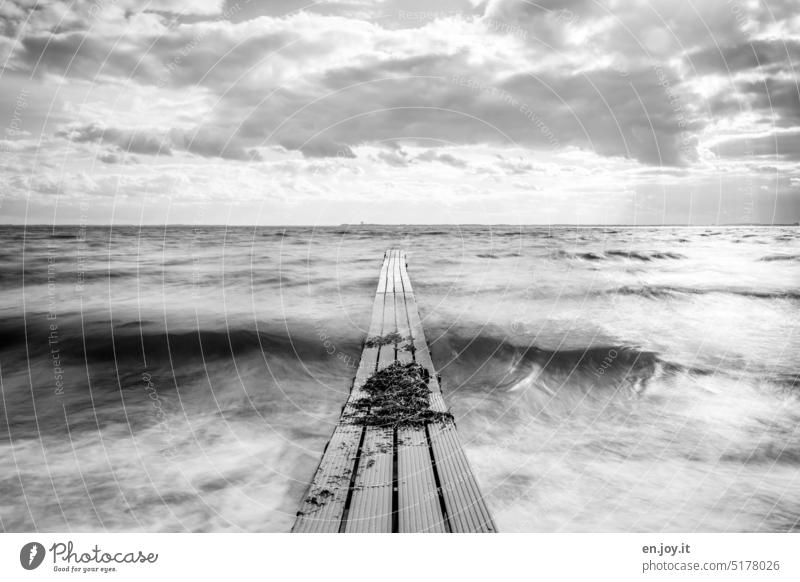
5, 170, 100, 197
141, 0, 226, 15
737, 77, 800, 128
493, 155, 538, 175
415, 149, 467, 167
372, 146, 469, 167
2, 0, 225, 36
2, 0, 800, 224
0, 138, 40, 154
98, 150, 121, 164
482, 0, 593, 49
55, 122, 262, 161
169, 127, 263, 160
711, 129, 800, 160
55, 123, 172, 155
97, 149, 139, 164
376, 148, 409, 167
279, 138, 356, 159
17, 31, 159, 81
226, 0, 484, 26
687, 39, 800, 75
235, 52, 701, 165
10, 13, 379, 89
705, 75, 800, 135
9, 4, 777, 167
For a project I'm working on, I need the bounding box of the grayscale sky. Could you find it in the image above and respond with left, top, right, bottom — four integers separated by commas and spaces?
1, 0, 798, 224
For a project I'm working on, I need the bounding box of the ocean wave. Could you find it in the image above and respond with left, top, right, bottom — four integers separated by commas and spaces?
0, 310, 732, 393
432, 331, 672, 393
759, 254, 800, 262
606, 250, 685, 260
558, 249, 686, 261
608, 285, 800, 300
0, 265, 308, 289
0, 315, 359, 365
476, 252, 522, 258
1, 310, 677, 392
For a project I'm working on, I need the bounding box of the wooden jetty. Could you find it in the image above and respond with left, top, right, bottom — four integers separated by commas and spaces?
293, 249, 496, 533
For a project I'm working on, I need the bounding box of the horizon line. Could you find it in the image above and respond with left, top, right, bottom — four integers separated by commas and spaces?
1, 223, 797, 228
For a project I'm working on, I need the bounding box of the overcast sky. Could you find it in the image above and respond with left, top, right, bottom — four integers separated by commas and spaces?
1, 0, 798, 224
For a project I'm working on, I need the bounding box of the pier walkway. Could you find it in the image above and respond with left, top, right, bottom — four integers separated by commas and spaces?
292, 250, 496, 533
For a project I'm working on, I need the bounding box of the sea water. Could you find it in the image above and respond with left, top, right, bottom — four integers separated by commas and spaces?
0, 225, 798, 532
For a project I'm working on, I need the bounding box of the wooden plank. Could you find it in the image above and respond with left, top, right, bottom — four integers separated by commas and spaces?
378, 265, 397, 370
358, 292, 383, 382
382, 249, 396, 294
292, 424, 362, 532
428, 421, 496, 533
368, 287, 386, 336
344, 427, 394, 532
399, 250, 413, 295
397, 428, 447, 532
395, 267, 414, 366
403, 293, 436, 379
376, 251, 389, 294
392, 248, 403, 297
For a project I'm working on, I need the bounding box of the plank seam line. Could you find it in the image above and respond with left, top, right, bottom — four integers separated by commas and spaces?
338, 425, 367, 532
391, 427, 399, 533
425, 423, 453, 533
